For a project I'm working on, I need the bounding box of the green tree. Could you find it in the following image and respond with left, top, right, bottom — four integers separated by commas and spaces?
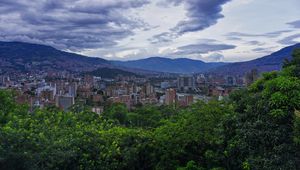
225, 49, 300, 169
154, 101, 233, 170
283, 48, 300, 77
103, 103, 129, 125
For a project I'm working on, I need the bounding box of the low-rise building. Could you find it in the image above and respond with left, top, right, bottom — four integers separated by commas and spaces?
92, 106, 104, 115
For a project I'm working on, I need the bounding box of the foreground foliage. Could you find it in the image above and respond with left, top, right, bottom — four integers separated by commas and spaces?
0, 49, 300, 170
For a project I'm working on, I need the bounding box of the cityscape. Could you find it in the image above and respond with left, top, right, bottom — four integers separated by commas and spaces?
0, 0, 299, 169
0, 66, 260, 113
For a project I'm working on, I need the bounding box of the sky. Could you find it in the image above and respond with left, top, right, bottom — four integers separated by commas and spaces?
0, 0, 300, 62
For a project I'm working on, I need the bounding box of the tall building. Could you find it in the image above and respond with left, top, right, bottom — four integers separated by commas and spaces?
56, 95, 75, 111
165, 88, 176, 105
196, 74, 206, 84
0, 76, 3, 86
184, 95, 194, 106
245, 69, 259, 86
177, 94, 194, 106
40, 90, 55, 101
226, 76, 236, 86
1, 76, 11, 87
177, 76, 195, 91
36, 84, 56, 101
145, 82, 154, 96
68, 82, 77, 97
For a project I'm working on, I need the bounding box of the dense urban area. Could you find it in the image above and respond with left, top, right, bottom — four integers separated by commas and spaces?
0, 67, 258, 113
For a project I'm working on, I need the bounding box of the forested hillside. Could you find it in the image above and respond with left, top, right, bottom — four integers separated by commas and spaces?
0, 41, 110, 72
112, 57, 227, 74
0, 50, 300, 169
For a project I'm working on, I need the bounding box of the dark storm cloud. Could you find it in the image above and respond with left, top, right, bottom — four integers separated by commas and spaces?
0, 0, 150, 51
70, 0, 148, 13
150, 0, 231, 43
277, 34, 300, 45
168, 0, 231, 34
226, 30, 292, 38
174, 43, 236, 55
287, 20, 300, 28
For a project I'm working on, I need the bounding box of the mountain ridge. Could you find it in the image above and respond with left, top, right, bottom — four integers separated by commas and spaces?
112, 57, 227, 74
209, 43, 300, 76
1, 41, 299, 76
0, 41, 111, 73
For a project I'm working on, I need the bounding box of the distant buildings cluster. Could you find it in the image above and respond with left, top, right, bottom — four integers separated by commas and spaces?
0, 69, 258, 113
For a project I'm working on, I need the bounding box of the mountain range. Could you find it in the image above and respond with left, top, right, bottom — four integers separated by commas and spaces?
113, 43, 300, 75
112, 57, 227, 74
210, 43, 300, 76
0, 41, 299, 76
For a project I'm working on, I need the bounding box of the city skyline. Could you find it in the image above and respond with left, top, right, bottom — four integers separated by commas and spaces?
0, 0, 300, 62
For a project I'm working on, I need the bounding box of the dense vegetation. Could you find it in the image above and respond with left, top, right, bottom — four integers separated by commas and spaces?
0, 49, 300, 170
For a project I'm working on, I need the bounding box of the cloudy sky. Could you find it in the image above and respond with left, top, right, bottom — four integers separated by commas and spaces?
0, 0, 300, 62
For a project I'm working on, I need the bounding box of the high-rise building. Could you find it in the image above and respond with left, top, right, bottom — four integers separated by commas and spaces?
0, 76, 3, 86
56, 95, 75, 111
145, 82, 154, 96
68, 82, 77, 97
36, 84, 56, 101
165, 88, 176, 105
196, 74, 206, 84
177, 94, 194, 106
40, 90, 55, 101
226, 76, 236, 86
177, 76, 195, 91
184, 95, 194, 106
2, 76, 11, 87
245, 69, 259, 86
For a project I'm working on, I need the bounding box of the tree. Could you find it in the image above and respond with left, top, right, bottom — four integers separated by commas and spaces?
225, 49, 300, 169
154, 101, 233, 170
283, 48, 300, 77
103, 103, 129, 125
